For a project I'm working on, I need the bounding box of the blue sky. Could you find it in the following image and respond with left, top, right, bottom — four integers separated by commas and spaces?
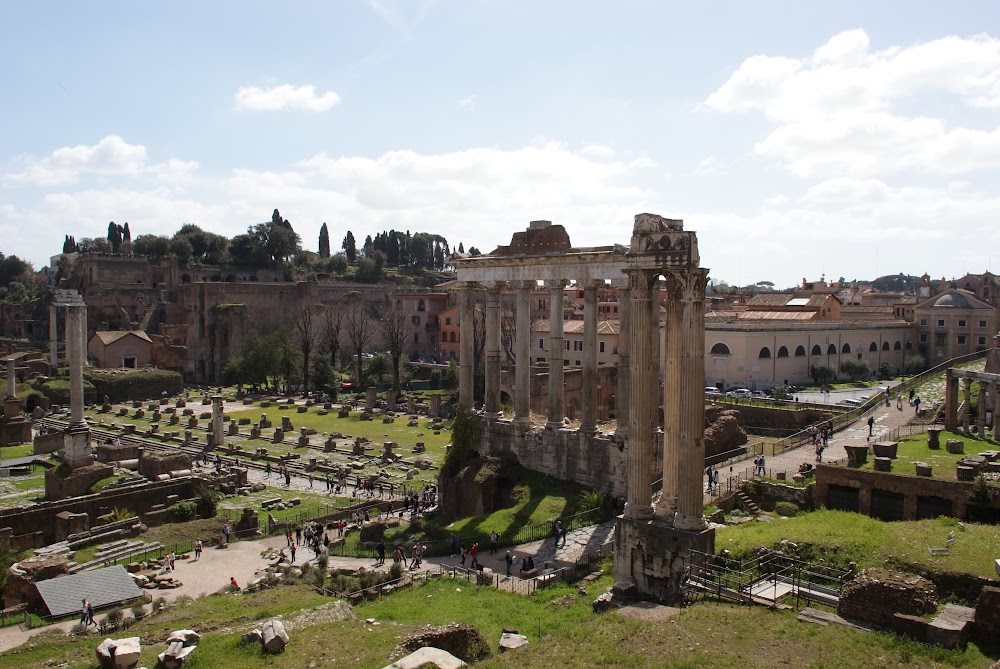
2, 1, 998, 288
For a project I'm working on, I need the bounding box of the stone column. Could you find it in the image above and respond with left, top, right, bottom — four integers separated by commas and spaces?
546, 280, 567, 429
514, 283, 532, 428
945, 369, 958, 431
211, 395, 225, 448
49, 305, 58, 371
977, 382, 987, 438
655, 277, 682, 519
459, 283, 476, 410
5, 358, 15, 399
484, 283, 502, 416
580, 282, 599, 435
615, 283, 631, 440
993, 382, 1000, 440
674, 269, 708, 531
963, 378, 972, 431
67, 305, 87, 426
625, 270, 654, 520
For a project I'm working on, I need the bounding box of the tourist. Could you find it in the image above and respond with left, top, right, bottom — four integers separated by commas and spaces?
222, 522, 231, 546
376, 539, 386, 565
295, 526, 302, 545
884, 387, 890, 406
450, 533, 459, 557
897, 393, 903, 410
489, 531, 499, 554
505, 551, 514, 577
290, 543, 296, 563
758, 455, 766, 477
867, 416, 875, 436
81, 598, 91, 626
230, 576, 240, 591
393, 545, 404, 564
469, 542, 479, 570
459, 545, 467, 566
914, 396, 922, 415
194, 538, 203, 561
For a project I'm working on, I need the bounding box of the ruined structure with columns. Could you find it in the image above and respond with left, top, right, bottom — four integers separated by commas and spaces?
1, 352, 33, 445
944, 366, 1000, 440
454, 214, 714, 600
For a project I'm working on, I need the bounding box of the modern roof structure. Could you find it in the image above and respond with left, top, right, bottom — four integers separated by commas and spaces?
33, 565, 145, 617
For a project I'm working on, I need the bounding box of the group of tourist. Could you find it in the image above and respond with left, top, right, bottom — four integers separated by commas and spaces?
808, 420, 834, 462
705, 466, 722, 494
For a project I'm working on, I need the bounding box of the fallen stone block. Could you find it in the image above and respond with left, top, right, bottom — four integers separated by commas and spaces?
498, 632, 529, 653
384, 646, 468, 669
262, 619, 289, 653
242, 629, 263, 646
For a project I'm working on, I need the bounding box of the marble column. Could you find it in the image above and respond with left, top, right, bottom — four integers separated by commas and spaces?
963, 378, 972, 431
484, 283, 502, 416
614, 284, 631, 440
944, 370, 958, 431
580, 282, 599, 435
655, 277, 682, 519
993, 382, 1000, 440
459, 283, 476, 410
625, 270, 654, 520
67, 305, 87, 426
514, 283, 532, 427
49, 305, 58, 370
546, 280, 567, 429
674, 269, 708, 531
211, 395, 225, 447
5, 358, 15, 398
977, 382, 987, 438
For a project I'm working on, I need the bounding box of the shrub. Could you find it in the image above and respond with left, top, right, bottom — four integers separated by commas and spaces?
167, 500, 198, 522
578, 490, 606, 514
194, 484, 221, 518
108, 508, 137, 522
70, 622, 89, 637
130, 603, 146, 619
443, 408, 481, 478
774, 502, 799, 517
388, 561, 404, 580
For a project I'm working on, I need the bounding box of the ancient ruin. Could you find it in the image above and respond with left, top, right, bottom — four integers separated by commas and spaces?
454, 214, 713, 600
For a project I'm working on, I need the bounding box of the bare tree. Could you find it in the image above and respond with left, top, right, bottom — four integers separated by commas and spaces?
293, 305, 319, 394
345, 293, 375, 387
378, 299, 414, 392
323, 305, 344, 370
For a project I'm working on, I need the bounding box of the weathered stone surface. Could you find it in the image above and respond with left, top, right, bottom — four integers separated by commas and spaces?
438, 456, 518, 525
165, 629, 200, 646
592, 590, 616, 613
927, 604, 975, 649
498, 632, 529, 653
262, 619, 289, 653
241, 629, 263, 646
94, 636, 141, 669
837, 569, 937, 627
384, 646, 467, 669
891, 613, 928, 642
703, 409, 748, 457
402, 623, 490, 663
974, 586, 1000, 645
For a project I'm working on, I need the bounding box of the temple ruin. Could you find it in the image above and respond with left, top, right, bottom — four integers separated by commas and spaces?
454, 213, 714, 600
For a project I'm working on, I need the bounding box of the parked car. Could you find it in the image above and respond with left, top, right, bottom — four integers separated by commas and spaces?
835, 399, 862, 408
752, 391, 767, 398
705, 386, 721, 395
727, 388, 753, 398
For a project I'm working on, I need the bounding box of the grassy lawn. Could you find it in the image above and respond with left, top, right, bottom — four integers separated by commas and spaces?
0, 567, 992, 669
218, 488, 356, 528
0, 443, 36, 459
446, 469, 585, 537
717, 509, 1000, 578
852, 430, 1000, 480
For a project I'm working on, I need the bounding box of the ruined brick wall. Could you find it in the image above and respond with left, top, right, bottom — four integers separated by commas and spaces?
481, 422, 627, 497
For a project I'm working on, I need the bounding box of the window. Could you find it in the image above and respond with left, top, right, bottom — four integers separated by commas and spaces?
576, 360, 581, 366
812, 344, 822, 355
412, 315, 420, 325
418, 300, 425, 312
894, 341, 902, 350
710, 343, 731, 355
958, 335, 966, 344
574, 341, 583, 351
122, 356, 136, 369
827, 344, 837, 355
777, 346, 789, 357
538, 338, 544, 349
445, 317, 451, 325
920, 318, 928, 326
758, 347, 771, 359
905, 341, 913, 350
980, 320, 988, 328
450, 332, 456, 343
842, 343, 851, 353
920, 333, 928, 343
565, 340, 570, 350
979, 337, 987, 346
794, 345, 806, 357
599, 342, 605, 353
868, 342, 877, 352
935, 333, 946, 346
938, 319, 945, 327
958, 319, 966, 327
413, 333, 419, 344
882, 341, 890, 351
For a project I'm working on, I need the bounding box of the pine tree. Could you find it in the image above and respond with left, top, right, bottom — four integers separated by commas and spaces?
342, 231, 357, 262
318, 223, 331, 259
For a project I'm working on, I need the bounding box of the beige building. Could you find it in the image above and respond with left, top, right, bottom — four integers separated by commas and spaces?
914, 289, 997, 362
530, 319, 620, 369
704, 320, 914, 390
88, 330, 153, 369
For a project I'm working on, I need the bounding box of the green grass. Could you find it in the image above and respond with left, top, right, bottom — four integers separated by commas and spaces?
717, 509, 1000, 578
0, 567, 992, 669
446, 468, 584, 537
0, 443, 36, 459
852, 430, 1000, 480
218, 488, 355, 528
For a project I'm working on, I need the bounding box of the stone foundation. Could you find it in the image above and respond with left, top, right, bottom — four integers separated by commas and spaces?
44, 462, 114, 501
613, 516, 714, 602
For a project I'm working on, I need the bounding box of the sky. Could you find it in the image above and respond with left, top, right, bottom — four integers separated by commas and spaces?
1, 1, 999, 289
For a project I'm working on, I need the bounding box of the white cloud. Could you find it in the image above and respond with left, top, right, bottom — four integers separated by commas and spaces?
704, 30, 1000, 178
3, 135, 198, 187
234, 84, 341, 112
693, 157, 722, 176
458, 94, 476, 109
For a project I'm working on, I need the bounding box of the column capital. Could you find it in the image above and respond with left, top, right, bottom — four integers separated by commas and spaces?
544, 279, 569, 290
578, 279, 604, 290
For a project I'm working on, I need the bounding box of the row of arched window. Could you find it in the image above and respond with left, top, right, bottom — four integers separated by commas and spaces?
710, 341, 913, 359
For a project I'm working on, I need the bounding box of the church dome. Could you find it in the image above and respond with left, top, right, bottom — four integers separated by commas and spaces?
933, 292, 969, 308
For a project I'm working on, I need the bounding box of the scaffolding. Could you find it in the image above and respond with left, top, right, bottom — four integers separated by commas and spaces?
685, 549, 853, 609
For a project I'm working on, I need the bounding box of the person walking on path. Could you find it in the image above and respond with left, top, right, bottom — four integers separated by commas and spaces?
194, 538, 203, 561
505, 551, 514, 577
81, 599, 93, 626
868, 415, 875, 437
559, 521, 568, 548
469, 543, 479, 570
489, 531, 499, 554
222, 522, 231, 546
450, 533, 458, 557
376, 540, 386, 566
290, 543, 297, 563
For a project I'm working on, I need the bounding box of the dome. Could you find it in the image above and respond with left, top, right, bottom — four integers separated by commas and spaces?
933, 292, 970, 308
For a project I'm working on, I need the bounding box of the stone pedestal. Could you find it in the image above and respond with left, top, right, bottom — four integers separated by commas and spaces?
430, 393, 441, 417
614, 515, 714, 603
927, 427, 943, 449
846, 444, 869, 466
872, 441, 898, 459
874, 456, 892, 472
366, 387, 377, 411
946, 439, 964, 454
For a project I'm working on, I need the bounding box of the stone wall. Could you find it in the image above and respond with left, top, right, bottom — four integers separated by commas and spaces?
0, 477, 196, 546
481, 421, 627, 496
33, 431, 64, 455
721, 404, 834, 433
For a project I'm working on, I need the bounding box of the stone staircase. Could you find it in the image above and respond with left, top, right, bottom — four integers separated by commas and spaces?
736, 490, 760, 516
